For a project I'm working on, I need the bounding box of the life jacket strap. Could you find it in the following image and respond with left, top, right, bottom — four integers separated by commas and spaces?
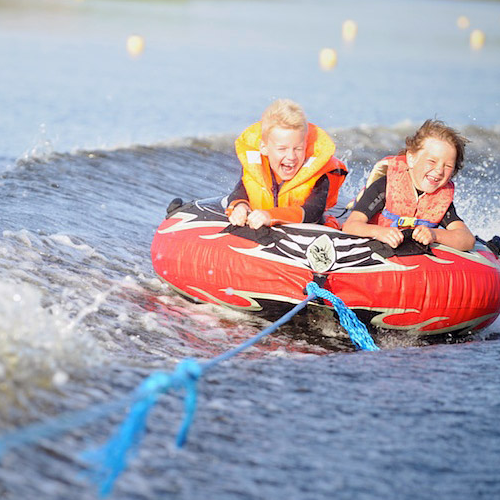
381, 208, 438, 228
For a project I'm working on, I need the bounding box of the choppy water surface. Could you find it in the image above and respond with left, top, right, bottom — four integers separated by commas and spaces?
1, 0, 500, 498
1, 125, 499, 499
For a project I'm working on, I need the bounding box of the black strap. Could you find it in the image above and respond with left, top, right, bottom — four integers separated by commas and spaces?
303, 274, 328, 305
367, 228, 434, 258
331, 168, 348, 176
166, 198, 185, 218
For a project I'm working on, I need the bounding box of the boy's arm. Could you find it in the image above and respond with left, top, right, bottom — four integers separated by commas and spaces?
227, 179, 249, 206
301, 174, 330, 223
226, 179, 251, 215
226, 179, 251, 225
265, 206, 304, 225
264, 174, 330, 225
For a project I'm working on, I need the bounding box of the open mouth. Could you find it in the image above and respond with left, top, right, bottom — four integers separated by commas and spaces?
426, 175, 442, 185
280, 164, 296, 174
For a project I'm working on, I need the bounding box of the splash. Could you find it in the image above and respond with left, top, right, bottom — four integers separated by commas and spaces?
0, 281, 103, 411
17, 123, 55, 164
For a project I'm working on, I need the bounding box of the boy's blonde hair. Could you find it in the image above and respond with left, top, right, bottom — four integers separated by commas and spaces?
261, 99, 307, 141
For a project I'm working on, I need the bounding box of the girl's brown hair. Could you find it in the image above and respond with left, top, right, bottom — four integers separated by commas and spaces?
403, 119, 469, 174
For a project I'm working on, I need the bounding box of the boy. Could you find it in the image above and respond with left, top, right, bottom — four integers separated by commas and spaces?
226, 99, 347, 230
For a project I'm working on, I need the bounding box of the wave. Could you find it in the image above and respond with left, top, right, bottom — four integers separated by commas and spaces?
10, 122, 500, 165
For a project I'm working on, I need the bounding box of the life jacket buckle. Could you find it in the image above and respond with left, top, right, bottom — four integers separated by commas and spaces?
397, 216, 417, 228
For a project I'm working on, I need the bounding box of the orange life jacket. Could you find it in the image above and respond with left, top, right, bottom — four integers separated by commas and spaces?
235, 122, 348, 211
372, 155, 454, 228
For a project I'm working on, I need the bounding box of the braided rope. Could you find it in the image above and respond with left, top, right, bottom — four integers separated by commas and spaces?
306, 282, 379, 351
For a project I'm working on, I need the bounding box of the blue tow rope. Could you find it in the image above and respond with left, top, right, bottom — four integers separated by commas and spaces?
306, 282, 379, 351
0, 281, 378, 497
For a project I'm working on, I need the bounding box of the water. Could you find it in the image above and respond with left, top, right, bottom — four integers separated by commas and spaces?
2, 0, 500, 158
1, 0, 500, 498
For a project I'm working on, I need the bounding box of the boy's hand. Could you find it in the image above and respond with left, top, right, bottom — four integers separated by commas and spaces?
412, 225, 436, 246
247, 210, 271, 230
228, 204, 250, 226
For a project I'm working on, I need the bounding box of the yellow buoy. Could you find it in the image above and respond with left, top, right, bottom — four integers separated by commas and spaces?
342, 20, 358, 43
319, 48, 338, 70
470, 29, 485, 50
456, 15, 470, 30
126, 35, 145, 57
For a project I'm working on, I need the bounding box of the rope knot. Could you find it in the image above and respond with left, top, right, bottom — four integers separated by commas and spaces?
306, 281, 320, 297
138, 372, 171, 399
82, 359, 204, 497
172, 358, 203, 386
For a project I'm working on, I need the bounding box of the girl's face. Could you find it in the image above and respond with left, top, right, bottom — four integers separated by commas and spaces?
406, 137, 457, 193
260, 126, 307, 181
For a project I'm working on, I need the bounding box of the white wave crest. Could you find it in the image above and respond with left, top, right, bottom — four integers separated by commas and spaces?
0, 281, 104, 410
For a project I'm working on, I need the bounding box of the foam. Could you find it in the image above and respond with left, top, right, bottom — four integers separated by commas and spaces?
0, 281, 103, 410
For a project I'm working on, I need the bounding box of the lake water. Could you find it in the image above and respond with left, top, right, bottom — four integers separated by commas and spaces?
0, 0, 499, 499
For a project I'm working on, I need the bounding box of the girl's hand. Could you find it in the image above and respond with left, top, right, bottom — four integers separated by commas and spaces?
376, 227, 404, 248
412, 225, 436, 246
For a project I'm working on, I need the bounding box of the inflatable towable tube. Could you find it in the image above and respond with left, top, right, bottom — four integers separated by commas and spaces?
151, 197, 500, 337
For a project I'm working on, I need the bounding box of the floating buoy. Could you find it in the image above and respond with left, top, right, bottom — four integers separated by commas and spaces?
319, 48, 337, 70
470, 29, 485, 50
126, 35, 145, 57
342, 20, 358, 42
456, 15, 470, 29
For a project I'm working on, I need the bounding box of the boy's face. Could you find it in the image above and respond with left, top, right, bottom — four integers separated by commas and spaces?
407, 137, 456, 194
260, 126, 307, 181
